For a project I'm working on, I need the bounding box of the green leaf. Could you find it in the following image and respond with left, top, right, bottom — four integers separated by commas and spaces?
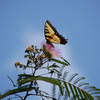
87, 86, 100, 92
81, 90, 94, 100
68, 73, 78, 82
18, 76, 63, 95
63, 82, 70, 97
91, 91, 100, 95
0, 85, 34, 99
73, 85, 80, 100
68, 83, 76, 100
78, 82, 89, 87
73, 77, 86, 85
95, 88, 100, 91
95, 96, 100, 99
81, 90, 88, 100
48, 69, 61, 75
51, 58, 69, 66
87, 92, 94, 100
60, 57, 70, 65
84, 86, 100, 93
47, 65, 61, 68
77, 87, 84, 100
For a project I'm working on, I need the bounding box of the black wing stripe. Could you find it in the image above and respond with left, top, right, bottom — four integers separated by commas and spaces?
45, 35, 52, 39
45, 29, 49, 32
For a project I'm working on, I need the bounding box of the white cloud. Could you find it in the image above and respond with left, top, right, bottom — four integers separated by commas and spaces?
21, 28, 44, 47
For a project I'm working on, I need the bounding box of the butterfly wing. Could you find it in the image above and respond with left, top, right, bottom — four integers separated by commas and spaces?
44, 20, 67, 44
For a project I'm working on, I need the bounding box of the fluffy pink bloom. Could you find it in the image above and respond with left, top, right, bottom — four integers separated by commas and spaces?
40, 41, 61, 58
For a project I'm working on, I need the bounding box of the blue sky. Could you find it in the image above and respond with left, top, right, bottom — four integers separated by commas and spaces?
0, 0, 100, 99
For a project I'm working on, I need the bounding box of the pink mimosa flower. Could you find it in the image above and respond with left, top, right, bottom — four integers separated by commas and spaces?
40, 41, 61, 58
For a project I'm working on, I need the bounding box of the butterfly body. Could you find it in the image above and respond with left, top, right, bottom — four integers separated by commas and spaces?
44, 20, 67, 46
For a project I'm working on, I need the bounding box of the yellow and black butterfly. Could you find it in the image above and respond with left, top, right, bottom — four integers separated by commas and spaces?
44, 20, 67, 46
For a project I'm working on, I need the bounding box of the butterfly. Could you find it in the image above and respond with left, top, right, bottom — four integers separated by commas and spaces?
44, 20, 67, 46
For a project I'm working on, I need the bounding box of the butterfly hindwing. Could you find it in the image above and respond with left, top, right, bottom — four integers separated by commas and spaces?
44, 20, 67, 44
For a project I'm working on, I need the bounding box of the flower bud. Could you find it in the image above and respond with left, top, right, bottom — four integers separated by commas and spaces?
25, 45, 34, 53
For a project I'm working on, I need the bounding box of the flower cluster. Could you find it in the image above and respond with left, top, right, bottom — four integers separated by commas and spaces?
14, 42, 61, 69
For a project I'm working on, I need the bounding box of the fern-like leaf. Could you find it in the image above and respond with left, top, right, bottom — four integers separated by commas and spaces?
68, 73, 78, 82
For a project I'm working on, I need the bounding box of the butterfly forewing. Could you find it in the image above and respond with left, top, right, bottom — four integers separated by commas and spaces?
44, 20, 67, 44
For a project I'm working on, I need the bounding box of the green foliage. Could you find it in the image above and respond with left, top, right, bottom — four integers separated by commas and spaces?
18, 75, 63, 96
0, 85, 34, 99
0, 45, 100, 100
51, 58, 70, 66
